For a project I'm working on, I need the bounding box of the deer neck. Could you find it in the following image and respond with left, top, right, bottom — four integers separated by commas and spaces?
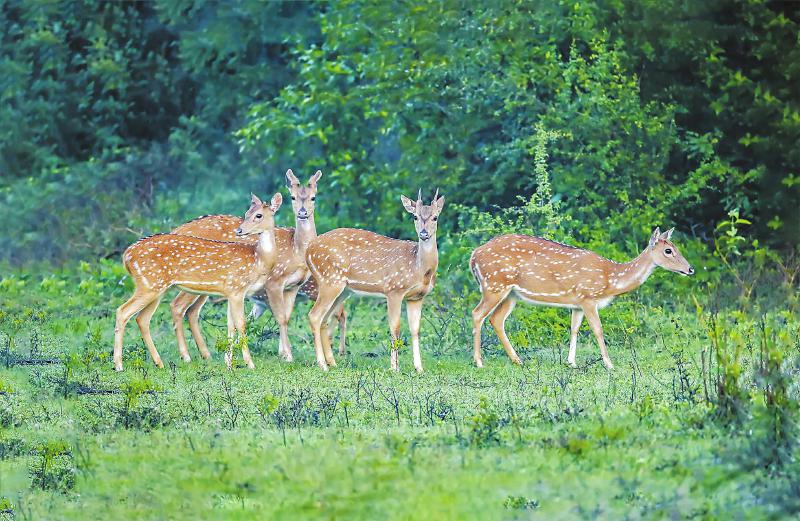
255, 228, 277, 273
415, 234, 439, 275
293, 215, 317, 257
609, 247, 656, 295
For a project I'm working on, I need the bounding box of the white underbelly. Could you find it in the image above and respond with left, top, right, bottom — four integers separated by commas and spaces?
349, 288, 386, 299
175, 283, 224, 297
597, 297, 615, 309
283, 268, 309, 289
244, 280, 267, 297
513, 289, 579, 310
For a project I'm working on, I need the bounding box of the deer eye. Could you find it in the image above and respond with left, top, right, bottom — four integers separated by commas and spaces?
664, 248, 672, 255
432, 216, 438, 222
291, 196, 296, 200
311, 196, 316, 201
255, 214, 263, 219
413, 215, 418, 221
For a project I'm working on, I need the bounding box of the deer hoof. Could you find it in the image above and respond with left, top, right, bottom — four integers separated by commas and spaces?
415, 366, 424, 374
511, 357, 523, 366
474, 358, 484, 368
155, 360, 164, 369
604, 361, 614, 370
181, 355, 192, 363
114, 364, 123, 372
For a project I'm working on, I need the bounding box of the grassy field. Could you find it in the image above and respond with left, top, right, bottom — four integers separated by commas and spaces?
0, 270, 798, 520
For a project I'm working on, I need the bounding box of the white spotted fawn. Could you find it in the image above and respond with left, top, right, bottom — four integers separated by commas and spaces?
114, 193, 282, 371
470, 228, 694, 369
306, 190, 445, 372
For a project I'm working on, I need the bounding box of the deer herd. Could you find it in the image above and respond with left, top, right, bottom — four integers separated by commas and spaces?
115, 169, 694, 373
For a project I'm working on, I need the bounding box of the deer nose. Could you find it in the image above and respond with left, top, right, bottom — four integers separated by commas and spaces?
419, 229, 430, 241
688, 266, 695, 275
235, 227, 243, 235
298, 208, 309, 219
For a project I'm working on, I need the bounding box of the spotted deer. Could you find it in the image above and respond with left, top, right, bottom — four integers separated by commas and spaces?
306, 190, 445, 372
169, 170, 346, 361
470, 228, 694, 369
113, 193, 283, 371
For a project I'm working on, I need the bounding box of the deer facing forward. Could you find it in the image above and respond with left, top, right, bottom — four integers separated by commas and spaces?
470, 228, 693, 369
113, 193, 282, 371
306, 190, 445, 372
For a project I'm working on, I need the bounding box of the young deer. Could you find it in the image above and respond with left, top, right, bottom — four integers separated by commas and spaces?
169, 170, 346, 361
113, 193, 283, 371
306, 190, 445, 372
470, 228, 693, 369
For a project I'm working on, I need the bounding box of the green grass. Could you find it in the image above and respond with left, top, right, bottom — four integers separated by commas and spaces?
0, 280, 798, 519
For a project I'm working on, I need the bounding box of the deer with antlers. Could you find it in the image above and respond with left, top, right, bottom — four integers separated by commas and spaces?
168, 170, 347, 362
306, 189, 445, 372
113, 193, 283, 371
470, 228, 694, 369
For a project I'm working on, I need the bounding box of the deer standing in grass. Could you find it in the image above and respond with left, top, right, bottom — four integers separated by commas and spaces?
113, 193, 283, 371
306, 190, 445, 372
470, 228, 694, 369
169, 170, 347, 362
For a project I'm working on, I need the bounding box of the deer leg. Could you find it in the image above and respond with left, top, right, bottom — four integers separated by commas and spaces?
135, 296, 165, 369
186, 295, 211, 360
336, 305, 348, 357
489, 296, 521, 365
406, 299, 424, 373
229, 296, 253, 369
308, 284, 345, 371
567, 308, 585, 368
279, 286, 301, 362
387, 294, 404, 371
170, 291, 199, 363
114, 289, 158, 371
265, 284, 290, 361
471, 290, 505, 368
582, 304, 613, 369
224, 303, 235, 369
320, 292, 347, 367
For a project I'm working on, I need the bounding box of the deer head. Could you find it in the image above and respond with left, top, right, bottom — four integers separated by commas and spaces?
400, 189, 445, 242
235, 193, 283, 236
285, 169, 322, 221
647, 227, 694, 276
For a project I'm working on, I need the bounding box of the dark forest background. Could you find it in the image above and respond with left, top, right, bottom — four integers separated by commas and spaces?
1, 0, 798, 273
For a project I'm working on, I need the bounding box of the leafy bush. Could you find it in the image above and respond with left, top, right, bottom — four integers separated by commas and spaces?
29, 441, 76, 493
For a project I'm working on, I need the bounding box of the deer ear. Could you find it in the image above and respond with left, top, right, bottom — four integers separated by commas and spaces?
285, 169, 299, 188
400, 195, 416, 214
250, 193, 263, 208
660, 227, 674, 240
309, 170, 322, 187
269, 192, 283, 211
649, 227, 661, 249
434, 195, 445, 213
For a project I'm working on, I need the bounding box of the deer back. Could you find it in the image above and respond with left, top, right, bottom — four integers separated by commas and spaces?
307, 228, 435, 297
173, 215, 306, 283
471, 234, 616, 305
123, 234, 268, 296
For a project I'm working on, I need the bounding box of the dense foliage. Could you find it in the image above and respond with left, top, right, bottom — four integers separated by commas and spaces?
0, 0, 798, 266
1, 2, 799, 518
